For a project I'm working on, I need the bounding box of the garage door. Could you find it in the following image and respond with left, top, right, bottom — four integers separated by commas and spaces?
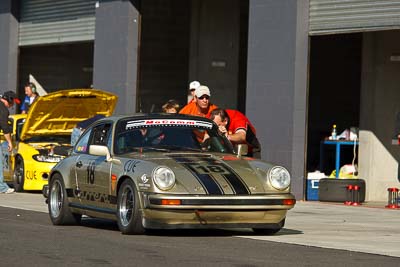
309, 0, 400, 35
19, 0, 96, 46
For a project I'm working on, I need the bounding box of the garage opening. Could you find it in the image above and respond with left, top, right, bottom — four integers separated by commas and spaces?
18, 42, 94, 97
307, 33, 362, 177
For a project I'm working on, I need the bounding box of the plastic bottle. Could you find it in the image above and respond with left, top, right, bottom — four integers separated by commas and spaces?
331, 124, 337, 140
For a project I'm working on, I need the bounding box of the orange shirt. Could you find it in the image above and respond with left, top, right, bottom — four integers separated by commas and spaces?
179, 102, 218, 118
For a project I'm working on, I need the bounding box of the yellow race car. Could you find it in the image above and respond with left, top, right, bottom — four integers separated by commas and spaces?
1, 89, 117, 192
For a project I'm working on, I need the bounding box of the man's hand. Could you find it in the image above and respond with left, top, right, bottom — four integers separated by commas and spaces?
218, 125, 228, 137
4, 133, 13, 152
7, 142, 13, 152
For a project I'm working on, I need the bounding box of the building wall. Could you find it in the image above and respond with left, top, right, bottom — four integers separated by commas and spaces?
0, 0, 18, 113
138, 0, 190, 113
189, 0, 240, 110
359, 30, 400, 201
246, 0, 309, 198
93, 0, 140, 115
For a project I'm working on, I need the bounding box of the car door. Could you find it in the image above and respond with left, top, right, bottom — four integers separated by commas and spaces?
73, 122, 113, 211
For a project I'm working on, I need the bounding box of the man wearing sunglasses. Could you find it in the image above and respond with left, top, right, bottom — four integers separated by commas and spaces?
179, 85, 218, 118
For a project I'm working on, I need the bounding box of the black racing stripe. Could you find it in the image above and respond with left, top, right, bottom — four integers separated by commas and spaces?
193, 155, 251, 195
185, 164, 224, 195
170, 155, 223, 195
222, 173, 250, 195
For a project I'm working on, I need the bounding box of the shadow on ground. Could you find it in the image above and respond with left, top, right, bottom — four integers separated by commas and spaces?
79, 217, 303, 237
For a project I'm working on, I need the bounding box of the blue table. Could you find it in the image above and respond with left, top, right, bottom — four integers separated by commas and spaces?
320, 140, 359, 178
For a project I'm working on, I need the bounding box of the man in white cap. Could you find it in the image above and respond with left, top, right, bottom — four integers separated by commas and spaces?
180, 85, 218, 118
187, 81, 200, 104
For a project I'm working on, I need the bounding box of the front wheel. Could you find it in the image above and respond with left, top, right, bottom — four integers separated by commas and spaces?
48, 174, 81, 225
13, 156, 24, 192
117, 179, 145, 235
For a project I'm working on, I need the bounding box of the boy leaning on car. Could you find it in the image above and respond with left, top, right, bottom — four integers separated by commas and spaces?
0, 91, 20, 193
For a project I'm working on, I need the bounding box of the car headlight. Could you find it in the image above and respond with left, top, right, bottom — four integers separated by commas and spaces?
32, 154, 63, 163
152, 166, 175, 190
268, 166, 291, 190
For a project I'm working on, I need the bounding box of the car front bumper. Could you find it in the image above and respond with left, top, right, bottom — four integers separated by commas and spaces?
144, 193, 296, 210
141, 193, 295, 229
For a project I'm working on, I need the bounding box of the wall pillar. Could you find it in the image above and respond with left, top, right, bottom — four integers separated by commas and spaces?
246, 0, 309, 198
0, 0, 18, 103
93, 0, 140, 115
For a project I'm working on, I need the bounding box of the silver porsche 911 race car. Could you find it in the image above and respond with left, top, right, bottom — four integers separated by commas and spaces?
46, 114, 296, 235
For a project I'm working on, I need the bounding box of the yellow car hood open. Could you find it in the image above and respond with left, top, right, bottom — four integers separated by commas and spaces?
20, 89, 118, 140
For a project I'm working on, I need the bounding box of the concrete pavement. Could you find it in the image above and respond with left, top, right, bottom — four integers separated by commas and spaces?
241, 200, 400, 258
0, 192, 47, 213
1, 193, 399, 257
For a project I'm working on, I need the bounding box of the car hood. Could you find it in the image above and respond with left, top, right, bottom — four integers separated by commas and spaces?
20, 89, 118, 141
137, 152, 281, 194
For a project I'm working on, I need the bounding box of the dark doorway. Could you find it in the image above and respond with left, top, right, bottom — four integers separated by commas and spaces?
18, 42, 94, 95
307, 33, 362, 175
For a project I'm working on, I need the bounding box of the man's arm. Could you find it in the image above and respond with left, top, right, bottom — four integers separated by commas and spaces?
4, 133, 13, 152
227, 129, 246, 143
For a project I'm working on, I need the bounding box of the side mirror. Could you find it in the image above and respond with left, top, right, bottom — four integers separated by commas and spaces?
89, 145, 109, 157
236, 144, 248, 157
89, 145, 121, 164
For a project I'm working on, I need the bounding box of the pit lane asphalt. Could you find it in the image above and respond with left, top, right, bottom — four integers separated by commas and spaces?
1, 192, 399, 258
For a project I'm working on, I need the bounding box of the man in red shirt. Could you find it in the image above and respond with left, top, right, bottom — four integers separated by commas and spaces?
180, 85, 218, 118
210, 108, 261, 158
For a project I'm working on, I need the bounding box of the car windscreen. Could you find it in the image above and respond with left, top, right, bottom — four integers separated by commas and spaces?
114, 118, 234, 155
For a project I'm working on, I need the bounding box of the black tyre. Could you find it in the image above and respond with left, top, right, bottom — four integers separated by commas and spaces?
13, 156, 24, 192
252, 219, 285, 235
117, 179, 145, 235
318, 178, 365, 202
48, 174, 81, 225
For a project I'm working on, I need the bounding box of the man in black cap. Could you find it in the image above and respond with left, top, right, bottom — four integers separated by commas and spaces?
0, 91, 20, 193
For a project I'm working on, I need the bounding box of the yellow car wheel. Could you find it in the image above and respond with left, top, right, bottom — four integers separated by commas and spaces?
13, 156, 24, 192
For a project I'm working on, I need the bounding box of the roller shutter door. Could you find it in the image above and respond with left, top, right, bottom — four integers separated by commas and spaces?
19, 0, 96, 46
310, 0, 400, 35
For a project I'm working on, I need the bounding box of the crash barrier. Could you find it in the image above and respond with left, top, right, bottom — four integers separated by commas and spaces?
385, 187, 399, 209
344, 185, 362, 206
318, 178, 365, 203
